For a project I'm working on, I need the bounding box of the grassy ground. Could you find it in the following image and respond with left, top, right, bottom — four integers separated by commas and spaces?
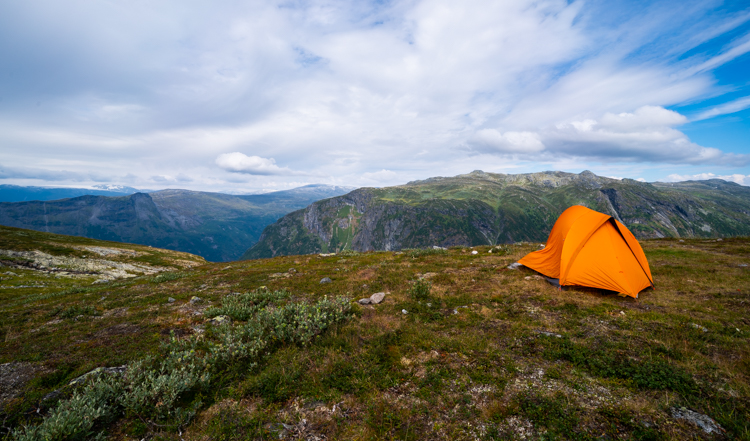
1, 226, 748, 440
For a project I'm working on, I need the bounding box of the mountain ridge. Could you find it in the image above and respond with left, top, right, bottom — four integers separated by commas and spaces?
243, 170, 750, 259
0, 185, 353, 261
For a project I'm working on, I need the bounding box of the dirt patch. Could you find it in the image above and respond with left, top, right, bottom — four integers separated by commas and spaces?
0, 362, 48, 408
97, 323, 141, 337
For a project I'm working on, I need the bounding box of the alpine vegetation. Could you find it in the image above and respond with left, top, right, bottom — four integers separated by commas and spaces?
12, 288, 353, 440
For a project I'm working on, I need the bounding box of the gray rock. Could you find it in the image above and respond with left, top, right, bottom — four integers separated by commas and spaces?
167, 297, 176, 303
209, 315, 231, 325
432, 246, 447, 250
370, 292, 386, 304
471, 250, 478, 255
69, 365, 127, 386
507, 262, 523, 270
671, 407, 724, 434
401, 309, 408, 314
690, 323, 708, 333
190, 296, 202, 304
534, 330, 562, 338
42, 389, 61, 402
320, 277, 332, 284
358, 298, 372, 305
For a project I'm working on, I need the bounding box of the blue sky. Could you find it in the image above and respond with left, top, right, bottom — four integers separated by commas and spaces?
0, 0, 749, 192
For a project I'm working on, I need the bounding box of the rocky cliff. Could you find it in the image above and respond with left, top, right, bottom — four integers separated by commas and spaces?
243, 171, 750, 259
0, 185, 354, 261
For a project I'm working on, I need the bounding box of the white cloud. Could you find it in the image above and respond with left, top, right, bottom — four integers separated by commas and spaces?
470, 130, 546, 154
469, 106, 749, 165
215, 152, 297, 176
665, 173, 750, 186
0, 0, 748, 191
693, 96, 750, 121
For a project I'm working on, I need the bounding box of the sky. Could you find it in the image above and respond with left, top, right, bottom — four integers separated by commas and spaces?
1, 0, 749, 193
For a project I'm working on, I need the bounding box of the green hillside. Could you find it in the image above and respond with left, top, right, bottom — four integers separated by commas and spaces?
1, 226, 748, 440
244, 171, 750, 259
0, 185, 353, 262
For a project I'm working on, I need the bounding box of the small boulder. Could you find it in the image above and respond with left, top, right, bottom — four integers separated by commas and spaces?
507, 262, 523, 270
190, 296, 202, 304
471, 250, 478, 255
370, 292, 386, 304
358, 298, 372, 305
690, 323, 708, 333
320, 277, 332, 284
167, 297, 176, 303
401, 309, 408, 315
69, 365, 127, 386
671, 407, 724, 434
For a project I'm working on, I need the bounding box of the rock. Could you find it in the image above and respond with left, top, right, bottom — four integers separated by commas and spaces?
534, 330, 562, 338
471, 250, 478, 255
524, 275, 543, 280
690, 323, 708, 332
370, 292, 386, 304
432, 246, 447, 250
288, 268, 297, 273
401, 309, 408, 314
671, 407, 724, 434
209, 315, 231, 325
320, 277, 332, 284
167, 297, 176, 303
739, 264, 748, 267
42, 389, 61, 402
190, 296, 202, 304
69, 365, 127, 386
358, 298, 372, 305
507, 262, 523, 270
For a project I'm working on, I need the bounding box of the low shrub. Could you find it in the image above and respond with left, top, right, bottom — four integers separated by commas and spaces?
205, 288, 290, 321
150, 272, 188, 284
408, 279, 432, 301
12, 290, 354, 440
58, 305, 99, 319
404, 248, 447, 258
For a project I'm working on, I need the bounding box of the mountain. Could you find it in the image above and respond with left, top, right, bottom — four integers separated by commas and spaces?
0, 184, 354, 261
243, 170, 750, 259
0, 184, 142, 202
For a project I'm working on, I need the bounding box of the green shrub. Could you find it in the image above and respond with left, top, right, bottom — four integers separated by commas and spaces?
205, 288, 290, 321
339, 249, 361, 257
58, 304, 99, 319
150, 272, 188, 284
13, 289, 353, 440
405, 248, 447, 258
408, 279, 432, 301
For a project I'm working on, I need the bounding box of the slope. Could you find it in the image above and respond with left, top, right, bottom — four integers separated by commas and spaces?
2, 225, 748, 440
0, 184, 354, 262
244, 170, 750, 259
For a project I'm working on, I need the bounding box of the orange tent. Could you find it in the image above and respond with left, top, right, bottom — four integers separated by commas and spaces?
519, 205, 653, 298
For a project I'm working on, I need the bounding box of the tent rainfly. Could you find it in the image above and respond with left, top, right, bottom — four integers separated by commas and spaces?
519, 205, 654, 298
